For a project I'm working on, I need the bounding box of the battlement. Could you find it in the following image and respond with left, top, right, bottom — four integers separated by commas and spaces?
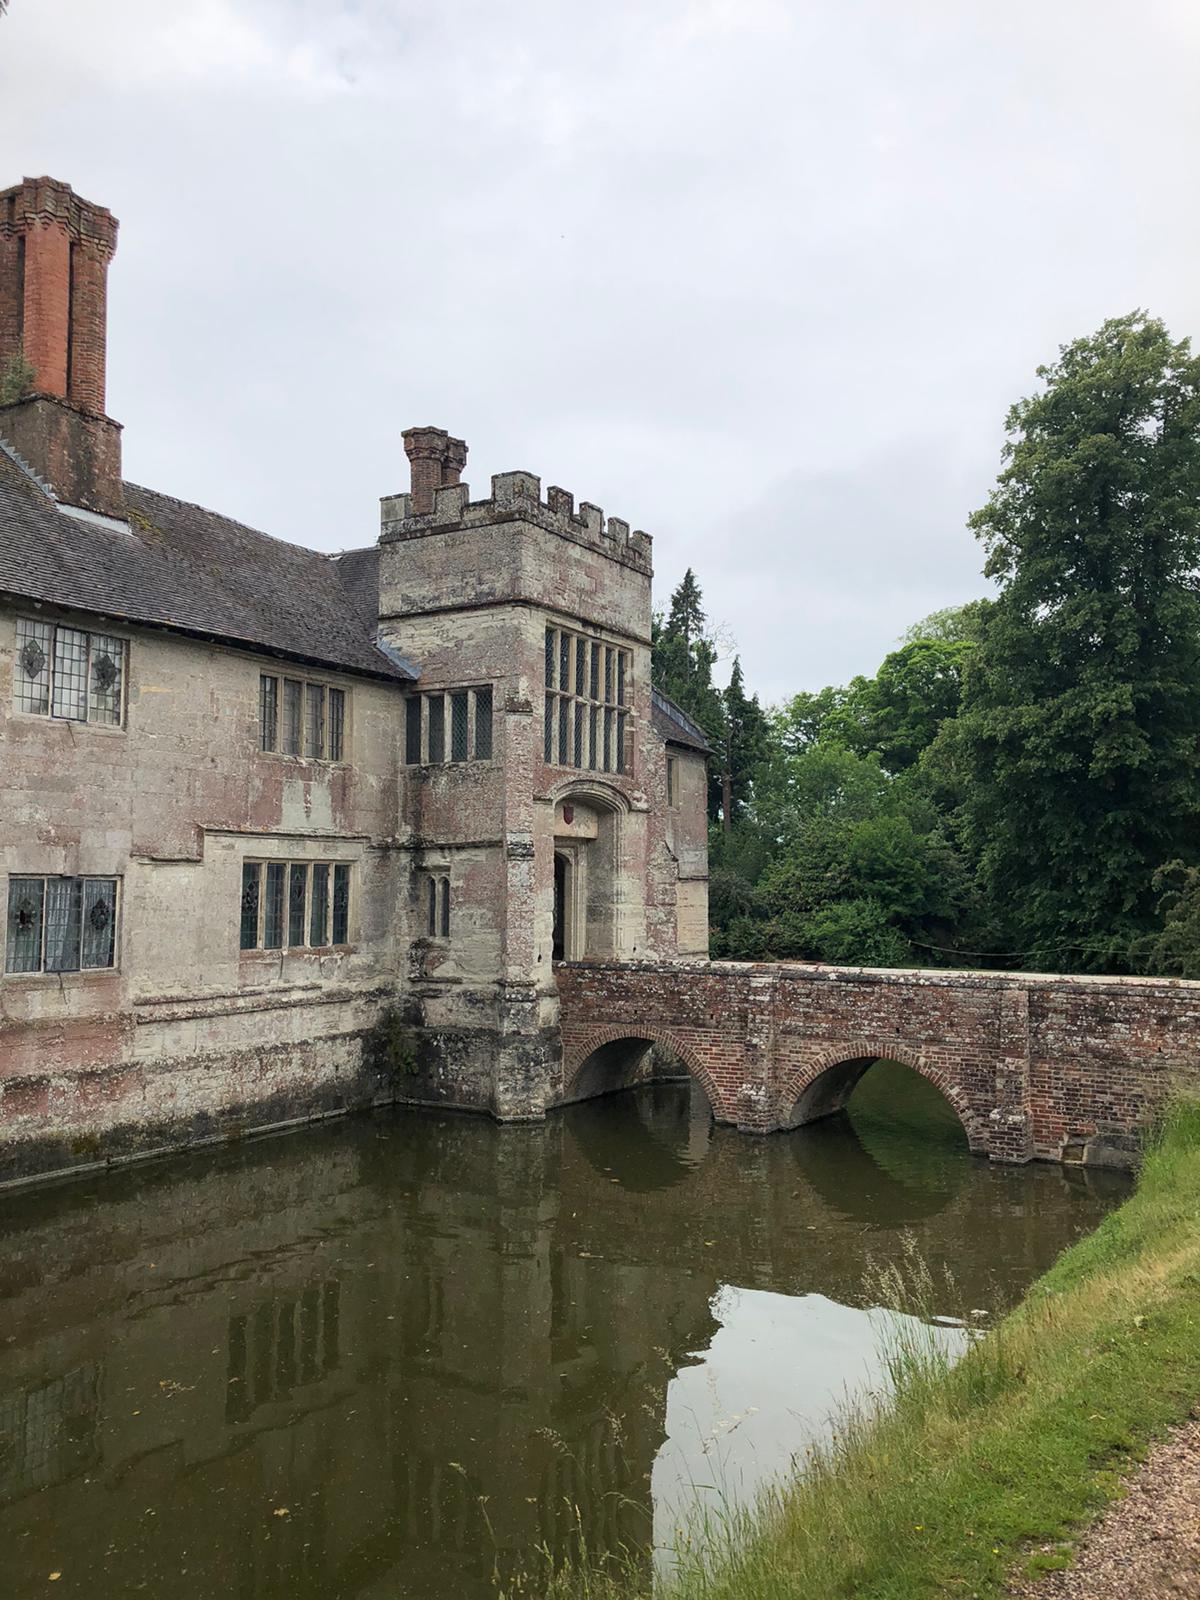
379, 470, 653, 574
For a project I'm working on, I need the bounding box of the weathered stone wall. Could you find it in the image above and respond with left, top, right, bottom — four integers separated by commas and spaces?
378, 470, 709, 1122
557, 960, 1200, 1165
0, 603, 410, 1184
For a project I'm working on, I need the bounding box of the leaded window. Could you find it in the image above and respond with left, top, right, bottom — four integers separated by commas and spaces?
240, 859, 352, 951
13, 618, 125, 726
450, 691, 469, 762
260, 675, 349, 762
5, 876, 118, 975
544, 625, 630, 773
332, 865, 350, 945
424, 875, 451, 940
403, 687, 495, 766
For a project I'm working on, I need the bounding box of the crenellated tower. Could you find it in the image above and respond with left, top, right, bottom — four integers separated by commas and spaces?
377, 427, 672, 1119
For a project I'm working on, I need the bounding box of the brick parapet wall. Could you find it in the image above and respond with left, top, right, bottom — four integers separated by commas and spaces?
556, 960, 1200, 1164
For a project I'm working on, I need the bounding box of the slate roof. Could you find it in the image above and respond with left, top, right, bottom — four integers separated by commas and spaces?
0, 446, 415, 682
651, 685, 711, 754
0, 441, 714, 740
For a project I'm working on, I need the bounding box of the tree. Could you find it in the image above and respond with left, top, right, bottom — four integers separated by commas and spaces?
957, 312, 1200, 969
719, 656, 769, 832
901, 600, 991, 646
861, 637, 974, 772
653, 571, 728, 821
1140, 861, 1200, 978
666, 568, 706, 662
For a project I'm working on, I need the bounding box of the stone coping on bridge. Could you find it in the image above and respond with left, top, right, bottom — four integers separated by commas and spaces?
555, 957, 1200, 995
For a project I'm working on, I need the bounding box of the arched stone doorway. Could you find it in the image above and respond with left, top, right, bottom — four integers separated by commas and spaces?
551, 791, 622, 960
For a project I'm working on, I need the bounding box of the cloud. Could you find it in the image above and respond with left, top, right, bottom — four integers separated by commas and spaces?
1, 0, 1198, 696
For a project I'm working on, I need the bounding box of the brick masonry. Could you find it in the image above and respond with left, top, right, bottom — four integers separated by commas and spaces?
556, 959, 1200, 1165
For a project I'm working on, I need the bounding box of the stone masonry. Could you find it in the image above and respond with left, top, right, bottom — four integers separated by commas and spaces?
0, 176, 711, 1187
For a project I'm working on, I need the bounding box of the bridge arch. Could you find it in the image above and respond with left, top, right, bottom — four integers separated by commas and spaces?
560, 1025, 726, 1116
776, 1041, 988, 1155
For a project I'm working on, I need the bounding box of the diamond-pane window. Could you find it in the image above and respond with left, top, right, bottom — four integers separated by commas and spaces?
15, 619, 51, 715
4, 877, 118, 974
332, 865, 350, 944
13, 619, 128, 725
81, 879, 117, 969
238, 860, 347, 952
474, 687, 493, 761
288, 863, 308, 946
404, 687, 492, 764
5, 878, 44, 974
240, 864, 261, 950
427, 695, 445, 763
450, 692, 469, 761
88, 635, 124, 725
543, 622, 631, 773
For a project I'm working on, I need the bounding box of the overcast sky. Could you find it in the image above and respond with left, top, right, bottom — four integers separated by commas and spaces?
3, 0, 1198, 700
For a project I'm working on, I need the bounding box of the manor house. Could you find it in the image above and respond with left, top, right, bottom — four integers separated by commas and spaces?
0, 177, 710, 1186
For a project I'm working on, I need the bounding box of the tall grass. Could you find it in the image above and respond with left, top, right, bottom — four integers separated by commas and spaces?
503, 1101, 1200, 1600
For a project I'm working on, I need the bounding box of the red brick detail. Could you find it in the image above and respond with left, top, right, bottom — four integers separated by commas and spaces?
402, 426, 469, 513
21, 219, 70, 398
0, 177, 118, 412
776, 1040, 988, 1153
67, 241, 109, 414
562, 1023, 729, 1116
555, 960, 1200, 1164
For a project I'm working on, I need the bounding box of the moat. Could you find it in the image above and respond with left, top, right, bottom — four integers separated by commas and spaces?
0, 1066, 1129, 1599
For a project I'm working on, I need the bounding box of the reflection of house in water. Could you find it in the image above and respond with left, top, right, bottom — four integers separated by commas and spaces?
226, 1283, 341, 1425
0, 1087, 1122, 1599
0, 1365, 100, 1504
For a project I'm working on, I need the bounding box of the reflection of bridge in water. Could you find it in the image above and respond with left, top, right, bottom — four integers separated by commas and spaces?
0, 1082, 1123, 1599
556, 958, 1200, 1164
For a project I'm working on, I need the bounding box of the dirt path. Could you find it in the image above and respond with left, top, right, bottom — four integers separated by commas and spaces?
1012, 1416, 1200, 1599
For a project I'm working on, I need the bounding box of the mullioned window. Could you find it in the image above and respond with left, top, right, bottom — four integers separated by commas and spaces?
544, 625, 630, 773
13, 617, 125, 726
240, 860, 351, 951
259, 674, 347, 761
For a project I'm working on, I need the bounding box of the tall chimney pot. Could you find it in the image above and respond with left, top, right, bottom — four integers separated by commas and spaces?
403, 426, 468, 514
0, 176, 122, 512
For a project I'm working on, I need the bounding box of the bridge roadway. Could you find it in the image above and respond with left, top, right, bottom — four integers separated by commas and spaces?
554, 959, 1200, 1165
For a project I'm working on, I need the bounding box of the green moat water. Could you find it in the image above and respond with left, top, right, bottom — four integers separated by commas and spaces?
0, 1065, 1129, 1598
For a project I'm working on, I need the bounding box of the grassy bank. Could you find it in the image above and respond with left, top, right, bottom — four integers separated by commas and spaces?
515, 1101, 1200, 1599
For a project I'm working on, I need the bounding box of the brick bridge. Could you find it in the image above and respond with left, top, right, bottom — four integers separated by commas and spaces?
554, 960, 1200, 1165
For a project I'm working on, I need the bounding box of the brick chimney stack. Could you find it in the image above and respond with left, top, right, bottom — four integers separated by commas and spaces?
0, 177, 122, 513
403, 426, 468, 514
